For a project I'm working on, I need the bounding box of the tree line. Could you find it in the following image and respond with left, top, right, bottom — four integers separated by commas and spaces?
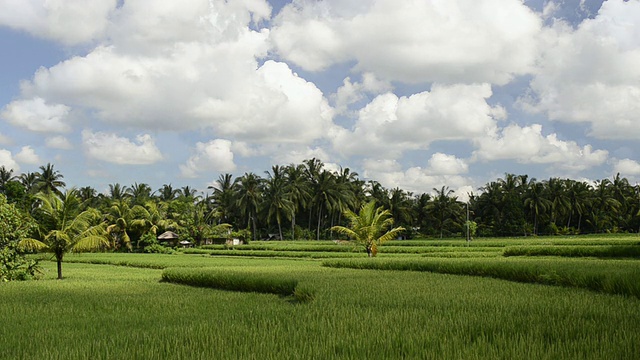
2, 159, 640, 249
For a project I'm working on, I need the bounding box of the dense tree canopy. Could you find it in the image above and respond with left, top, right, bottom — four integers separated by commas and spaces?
1, 160, 640, 261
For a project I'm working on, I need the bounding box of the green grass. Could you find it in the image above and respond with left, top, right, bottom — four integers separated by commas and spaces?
323, 257, 640, 299
503, 245, 640, 258
1, 257, 639, 359
161, 267, 300, 298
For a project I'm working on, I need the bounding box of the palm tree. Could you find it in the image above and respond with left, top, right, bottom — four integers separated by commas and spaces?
108, 183, 129, 201
157, 184, 178, 202
523, 181, 551, 235
0, 166, 17, 193
284, 164, 311, 240
209, 174, 236, 225
263, 165, 294, 240
20, 189, 109, 279
427, 186, 462, 238
104, 199, 136, 251
35, 163, 66, 195
331, 200, 405, 257
127, 183, 153, 205
19, 171, 39, 194
234, 173, 263, 240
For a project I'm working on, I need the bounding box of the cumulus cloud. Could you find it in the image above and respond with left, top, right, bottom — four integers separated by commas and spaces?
45, 136, 73, 150
82, 130, 163, 165
331, 83, 504, 158
14, 2, 332, 146
14, 145, 41, 164
472, 124, 608, 171
332, 73, 393, 113
0, 0, 117, 45
427, 153, 469, 176
271, 0, 542, 84
179, 139, 236, 178
1, 97, 71, 133
613, 158, 640, 176
362, 157, 473, 199
0, 149, 19, 172
521, 0, 640, 139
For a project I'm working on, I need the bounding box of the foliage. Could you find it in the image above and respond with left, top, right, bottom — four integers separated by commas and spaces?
503, 245, 640, 258
331, 200, 405, 257
20, 190, 109, 279
323, 257, 640, 299
143, 244, 175, 254
161, 267, 301, 298
0, 194, 40, 281
1, 256, 639, 359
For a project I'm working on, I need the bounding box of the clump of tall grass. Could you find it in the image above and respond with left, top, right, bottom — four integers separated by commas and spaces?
184, 249, 363, 259
503, 245, 640, 258
161, 268, 313, 302
322, 258, 640, 299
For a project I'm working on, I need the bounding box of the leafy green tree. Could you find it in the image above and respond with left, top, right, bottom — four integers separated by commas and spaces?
209, 173, 237, 225
331, 200, 405, 257
0, 194, 40, 281
20, 190, 109, 279
284, 164, 311, 240
0, 166, 17, 193
157, 184, 178, 202
128, 183, 154, 205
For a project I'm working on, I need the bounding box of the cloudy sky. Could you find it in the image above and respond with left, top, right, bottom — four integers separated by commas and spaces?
1, 0, 639, 198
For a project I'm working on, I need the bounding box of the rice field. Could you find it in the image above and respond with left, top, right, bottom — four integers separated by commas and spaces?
2, 234, 640, 359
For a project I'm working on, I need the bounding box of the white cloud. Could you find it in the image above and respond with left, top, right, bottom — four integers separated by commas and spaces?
472, 124, 608, 171
331, 83, 503, 158
14, 146, 41, 164
521, 0, 640, 139
1, 97, 71, 133
332, 73, 392, 113
45, 136, 73, 150
362, 157, 473, 198
271, 0, 542, 84
427, 153, 469, 176
613, 158, 640, 176
180, 139, 236, 178
82, 130, 163, 165
0, 0, 117, 45
0, 149, 19, 172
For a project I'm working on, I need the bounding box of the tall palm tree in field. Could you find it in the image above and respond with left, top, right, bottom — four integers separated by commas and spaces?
20, 189, 109, 279
263, 165, 293, 240
19, 171, 39, 194
210, 173, 236, 224
284, 164, 311, 239
331, 200, 405, 257
235, 173, 262, 240
0, 166, 17, 193
35, 163, 66, 196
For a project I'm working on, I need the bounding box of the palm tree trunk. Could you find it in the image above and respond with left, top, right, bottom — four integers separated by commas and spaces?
316, 206, 322, 240
56, 252, 63, 280
291, 213, 296, 240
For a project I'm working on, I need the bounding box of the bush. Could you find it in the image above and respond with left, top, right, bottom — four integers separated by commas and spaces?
143, 244, 175, 254
1, 244, 41, 281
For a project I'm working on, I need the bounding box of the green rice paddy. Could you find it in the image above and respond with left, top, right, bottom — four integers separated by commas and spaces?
2, 235, 639, 359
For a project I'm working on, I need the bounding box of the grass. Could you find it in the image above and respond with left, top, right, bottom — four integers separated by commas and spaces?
503, 245, 640, 258
322, 257, 640, 299
1, 258, 639, 359
4, 234, 640, 359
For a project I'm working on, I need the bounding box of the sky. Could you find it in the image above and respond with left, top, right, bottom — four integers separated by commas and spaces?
1, 0, 639, 199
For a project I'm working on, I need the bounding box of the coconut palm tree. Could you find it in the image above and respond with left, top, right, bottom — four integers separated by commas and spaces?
19, 171, 39, 194
108, 183, 130, 201
234, 173, 263, 240
0, 166, 17, 193
284, 164, 311, 240
157, 184, 178, 202
263, 165, 293, 240
35, 163, 66, 196
331, 200, 405, 257
209, 174, 236, 225
19, 189, 109, 279
127, 183, 153, 205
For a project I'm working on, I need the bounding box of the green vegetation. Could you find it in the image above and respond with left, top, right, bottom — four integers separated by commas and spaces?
1, 255, 639, 359
503, 245, 640, 258
322, 257, 640, 298
331, 200, 405, 257
161, 267, 302, 299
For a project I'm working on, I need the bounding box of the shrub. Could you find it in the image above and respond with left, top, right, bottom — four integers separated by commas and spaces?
143, 244, 175, 254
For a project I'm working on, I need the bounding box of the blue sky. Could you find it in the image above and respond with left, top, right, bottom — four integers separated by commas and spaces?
1, 0, 639, 198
